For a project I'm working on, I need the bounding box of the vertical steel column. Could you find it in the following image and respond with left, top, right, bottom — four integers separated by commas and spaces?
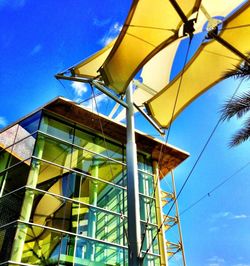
170, 171, 186, 266
126, 83, 142, 265
152, 161, 168, 266
10, 136, 45, 262
87, 161, 98, 261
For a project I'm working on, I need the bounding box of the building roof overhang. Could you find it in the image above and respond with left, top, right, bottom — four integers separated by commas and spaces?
44, 97, 189, 177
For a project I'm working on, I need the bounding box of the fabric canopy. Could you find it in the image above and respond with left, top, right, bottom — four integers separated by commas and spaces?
138, 0, 245, 97
61, 0, 249, 128
112, 0, 246, 122
71, 40, 115, 79
146, 2, 250, 127
99, 0, 201, 93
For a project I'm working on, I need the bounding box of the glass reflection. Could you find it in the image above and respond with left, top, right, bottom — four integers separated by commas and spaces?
13, 223, 128, 265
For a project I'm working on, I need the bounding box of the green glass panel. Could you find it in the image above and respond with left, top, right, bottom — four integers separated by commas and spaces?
138, 153, 153, 174
0, 150, 10, 174
139, 171, 154, 197
139, 195, 156, 224
36, 159, 64, 187
74, 128, 124, 162
72, 147, 125, 186
26, 187, 126, 245
56, 235, 128, 265
40, 116, 74, 143
13, 221, 128, 265
35, 160, 126, 214
19, 224, 62, 265
140, 223, 159, 255
74, 128, 94, 148
143, 254, 161, 266
34, 134, 72, 168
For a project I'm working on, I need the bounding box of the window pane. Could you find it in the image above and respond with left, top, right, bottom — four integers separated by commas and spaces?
34, 134, 72, 168
0, 190, 25, 228
139, 171, 154, 197
0, 224, 17, 262
11, 223, 128, 265
72, 147, 124, 186
138, 153, 153, 174
27, 190, 126, 245
0, 162, 30, 195
0, 124, 19, 151
74, 128, 124, 162
143, 254, 161, 266
140, 195, 156, 224
11, 134, 36, 165
40, 116, 74, 143
0, 150, 11, 173
35, 160, 127, 214
16, 111, 41, 140
140, 223, 159, 255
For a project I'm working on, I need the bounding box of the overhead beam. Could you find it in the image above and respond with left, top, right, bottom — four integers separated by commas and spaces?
55, 74, 128, 109
133, 103, 165, 135
209, 31, 250, 64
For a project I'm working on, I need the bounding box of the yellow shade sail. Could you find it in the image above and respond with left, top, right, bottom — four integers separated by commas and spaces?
100, 0, 201, 94
147, 2, 250, 127
71, 40, 115, 79
139, 0, 245, 93
60, 0, 248, 128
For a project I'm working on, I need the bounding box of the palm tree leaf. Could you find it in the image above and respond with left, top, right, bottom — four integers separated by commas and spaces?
220, 91, 250, 121
223, 61, 250, 80
229, 116, 250, 147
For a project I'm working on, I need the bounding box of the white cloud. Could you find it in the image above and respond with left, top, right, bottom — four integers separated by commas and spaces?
233, 214, 248, 219
71, 82, 88, 97
30, 44, 42, 56
93, 17, 111, 27
100, 22, 122, 46
80, 93, 108, 112
0, 116, 7, 128
207, 256, 225, 266
210, 212, 248, 222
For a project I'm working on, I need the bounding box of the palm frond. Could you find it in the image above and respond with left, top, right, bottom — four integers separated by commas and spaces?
223, 61, 250, 80
220, 91, 250, 121
229, 116, 250, 147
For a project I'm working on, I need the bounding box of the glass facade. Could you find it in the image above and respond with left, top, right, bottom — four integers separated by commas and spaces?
0, 109, 161, 265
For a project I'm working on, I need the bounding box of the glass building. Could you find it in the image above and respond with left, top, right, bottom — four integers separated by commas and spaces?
0, 97, 188, 266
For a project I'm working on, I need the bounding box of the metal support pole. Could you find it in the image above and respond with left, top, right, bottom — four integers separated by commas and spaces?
126, 83, 142, 265
170, 171, 186, 266
10, 136, 45, 263
153, 161, 168, 266
87, 161, 98, 261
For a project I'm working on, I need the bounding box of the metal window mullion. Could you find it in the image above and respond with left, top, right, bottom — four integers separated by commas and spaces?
25, 185, 127, 220
16, 219, 128, 250
32, 156, 125, 191
37, 130, 126, 167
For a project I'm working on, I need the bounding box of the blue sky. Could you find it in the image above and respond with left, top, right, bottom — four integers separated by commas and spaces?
0, 1, 249, 266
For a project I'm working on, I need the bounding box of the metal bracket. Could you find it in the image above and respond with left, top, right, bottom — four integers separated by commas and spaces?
133, 103, 165, 135
55, 74, 128, 109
